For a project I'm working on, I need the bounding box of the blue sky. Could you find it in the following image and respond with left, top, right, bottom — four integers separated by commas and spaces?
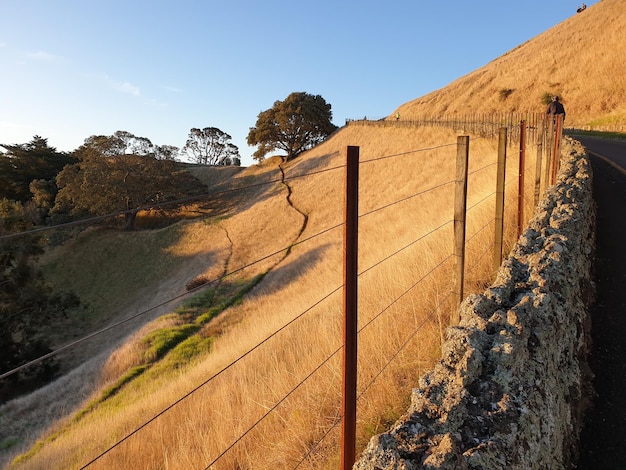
0, 0, 596, 166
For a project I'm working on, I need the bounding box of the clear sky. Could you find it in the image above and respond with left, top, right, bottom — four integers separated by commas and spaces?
0, 0, 597, 166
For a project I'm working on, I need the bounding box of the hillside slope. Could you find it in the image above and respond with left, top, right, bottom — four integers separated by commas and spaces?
3, 0, 625, 467
392, 0, 626, 128
3, 123, 510, 469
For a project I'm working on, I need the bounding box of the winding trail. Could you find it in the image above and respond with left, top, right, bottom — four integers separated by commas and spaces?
574, 136, 626, 469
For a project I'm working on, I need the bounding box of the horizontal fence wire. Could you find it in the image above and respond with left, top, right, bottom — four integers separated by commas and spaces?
466, 217, 496, 246
465, 242, 495, 280
359, 142, 458, 164
466, 191, 497, 214
358, 220, 453, 278
468, 161, 497, 177
359, 179, 455, 219
358, 253, 454, 334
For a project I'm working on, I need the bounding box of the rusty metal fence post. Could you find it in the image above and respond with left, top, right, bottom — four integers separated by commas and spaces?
342, 146, 359, 470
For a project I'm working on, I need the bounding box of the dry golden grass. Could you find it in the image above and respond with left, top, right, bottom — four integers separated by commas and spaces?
393, 0, 626, 128
2, 0, 610, 465
3, 122, 537, 470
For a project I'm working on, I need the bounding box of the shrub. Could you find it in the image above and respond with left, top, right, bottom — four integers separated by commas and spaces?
186, 275, 211, 291
541, 92, 556, 105
499, 88, 514, 101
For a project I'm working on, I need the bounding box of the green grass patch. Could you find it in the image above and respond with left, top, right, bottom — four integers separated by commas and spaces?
41, 224, 188, 331
195, 306, 223, 325
71, 365, 150, 423
141, 324, 200, 363
567, 129, 626, 140
149, 335, 214, 374
586, 114, 626, 126
0, 436, 20, 451
181, 288, 217, 309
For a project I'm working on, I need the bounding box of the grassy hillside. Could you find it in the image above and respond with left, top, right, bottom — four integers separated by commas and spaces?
392, 0, 626, 128
2, 0, 623, 467
2, 124, 516, 469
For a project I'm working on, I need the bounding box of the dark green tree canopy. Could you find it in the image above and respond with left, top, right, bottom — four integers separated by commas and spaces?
53, 131, 205, 230
182, 127, 241, 166
77, 131, 179, 161
0, 136, 76, 202
247, 92, 337, 162
0, 199, 80, 400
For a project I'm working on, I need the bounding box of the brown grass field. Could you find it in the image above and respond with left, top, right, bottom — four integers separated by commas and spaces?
393, 0, 626, 129
1, 125, 532, 470
1, 0, 624, 468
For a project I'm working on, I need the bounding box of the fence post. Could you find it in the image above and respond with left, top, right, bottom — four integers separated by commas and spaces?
517, 120, 527, 238
544, 116, 553, 188
534, 118, 544, 206
493, 128, 507, 274
342, 146, 359, 470
550, 114, 563, 184
452, 136, 469, 326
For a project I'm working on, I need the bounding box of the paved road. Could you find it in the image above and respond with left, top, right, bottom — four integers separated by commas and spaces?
573, 136, 626, 469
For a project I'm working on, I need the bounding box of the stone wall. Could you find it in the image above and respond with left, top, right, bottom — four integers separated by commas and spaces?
354, 138, 595, 470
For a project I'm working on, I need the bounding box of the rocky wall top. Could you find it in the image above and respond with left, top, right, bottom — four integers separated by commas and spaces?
354, 138, 595, 470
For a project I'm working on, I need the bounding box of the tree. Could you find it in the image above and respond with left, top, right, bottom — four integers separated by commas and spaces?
182, 127, 241, 166
154, 144, 180, 161
0, 136, 76, 202
52, 132, 206, 230
247, 92, 338, 162
78, 131, 179, 161
0, 199, 80, 400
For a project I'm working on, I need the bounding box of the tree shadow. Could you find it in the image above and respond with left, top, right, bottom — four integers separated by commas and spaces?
245, 242, 336, 302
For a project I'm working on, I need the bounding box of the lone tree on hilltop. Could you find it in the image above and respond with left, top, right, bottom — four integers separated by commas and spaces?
182, 127, 241, 166
247, 92, 337, 162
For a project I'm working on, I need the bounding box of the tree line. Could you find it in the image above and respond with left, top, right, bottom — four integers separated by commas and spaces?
0, 91, 337, 400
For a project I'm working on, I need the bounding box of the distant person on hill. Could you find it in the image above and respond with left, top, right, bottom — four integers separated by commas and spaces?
546, 96, 566, 123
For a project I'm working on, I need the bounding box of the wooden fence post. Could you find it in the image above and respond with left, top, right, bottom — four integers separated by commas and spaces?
534, 118, 544, 206
452, 136, 469, 326
493, 128, 507, 274
342, 146, 359, 470
517, 120, 527, 238
550, 114, 563, 184
544, 116, 553, 189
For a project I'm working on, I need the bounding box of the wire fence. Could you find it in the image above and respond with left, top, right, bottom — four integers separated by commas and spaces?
0, 114, 561, 469
346, 111, 547, 144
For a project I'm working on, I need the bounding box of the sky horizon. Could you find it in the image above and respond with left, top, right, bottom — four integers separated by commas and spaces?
1, 1, 598, 166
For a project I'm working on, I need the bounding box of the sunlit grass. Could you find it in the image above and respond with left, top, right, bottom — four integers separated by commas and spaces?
393, 0, 626, 129
2, 122, 541, 470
